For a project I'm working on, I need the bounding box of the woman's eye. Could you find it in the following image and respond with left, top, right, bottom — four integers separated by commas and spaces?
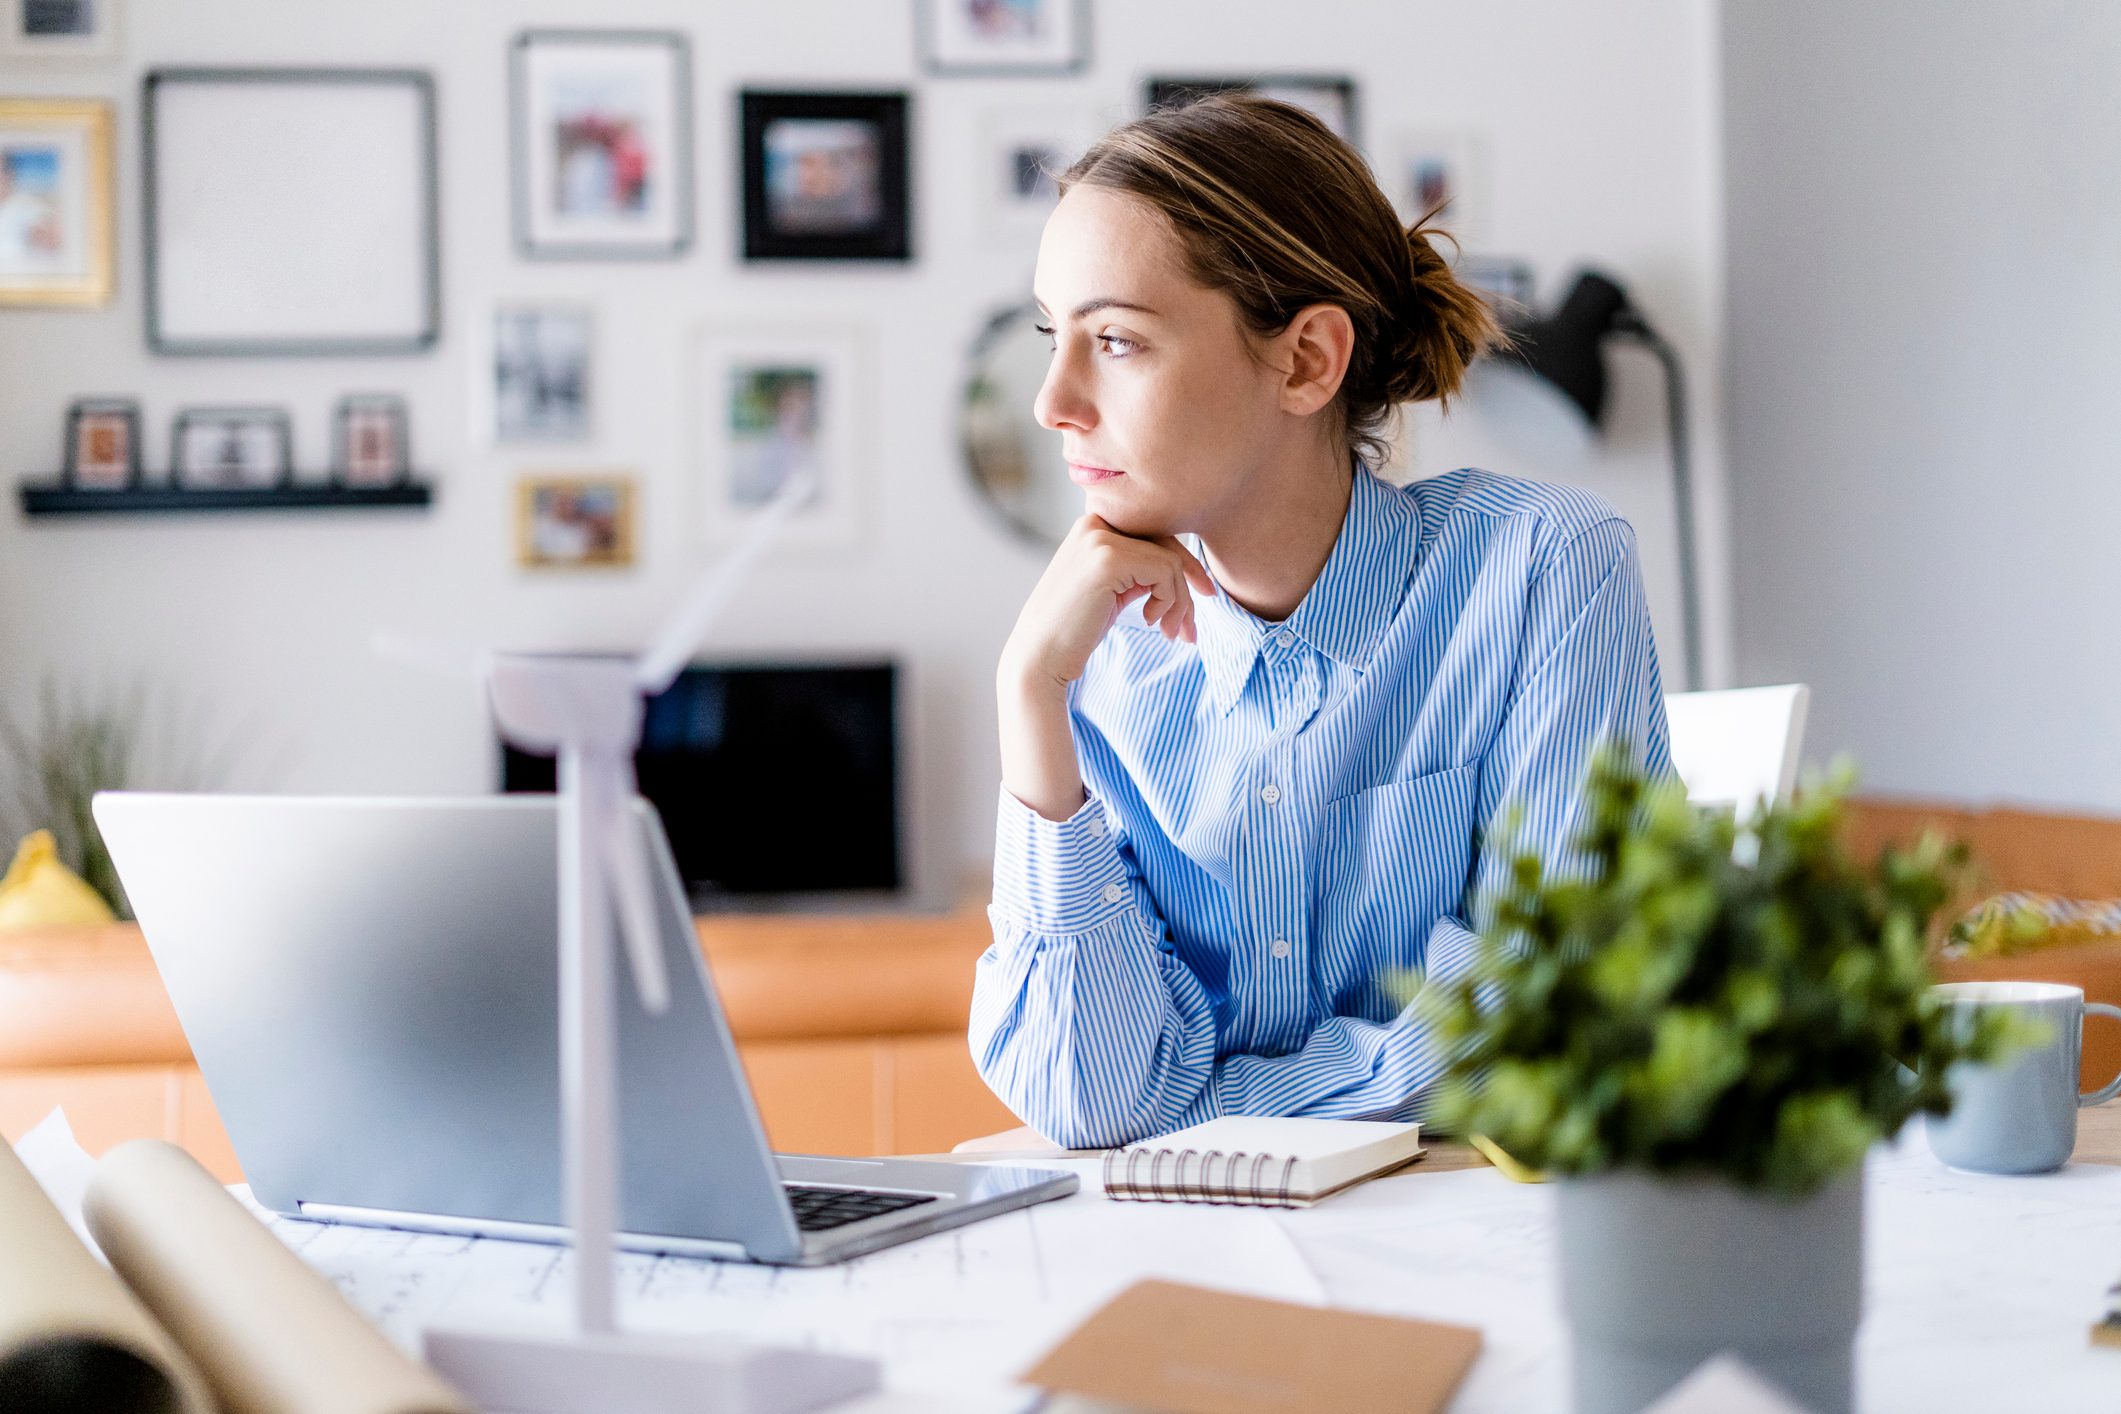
1031, 324, 1135, 357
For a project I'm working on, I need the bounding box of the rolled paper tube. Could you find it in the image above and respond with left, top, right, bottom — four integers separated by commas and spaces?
0, 1140, 212, 1414
84, 1139, 472, 1414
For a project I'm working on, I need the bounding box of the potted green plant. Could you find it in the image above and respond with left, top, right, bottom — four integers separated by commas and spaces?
0, 681, 254, 923
0, 683, 142, 918
1423, 750, 2019, 1414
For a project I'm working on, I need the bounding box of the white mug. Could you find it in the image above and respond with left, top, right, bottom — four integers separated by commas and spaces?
1926, 981, 2121, 1175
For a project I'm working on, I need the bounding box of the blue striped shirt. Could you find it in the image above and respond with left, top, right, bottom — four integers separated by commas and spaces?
971, 466, 1672, 1148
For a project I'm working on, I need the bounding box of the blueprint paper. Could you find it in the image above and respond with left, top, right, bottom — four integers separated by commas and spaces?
241, 1176, 1323, 1395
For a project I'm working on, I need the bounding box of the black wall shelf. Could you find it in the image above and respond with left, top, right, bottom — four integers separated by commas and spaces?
19, 481, 435, 517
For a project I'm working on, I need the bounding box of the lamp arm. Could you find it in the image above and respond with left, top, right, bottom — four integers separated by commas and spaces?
1613, 315, 1704, 692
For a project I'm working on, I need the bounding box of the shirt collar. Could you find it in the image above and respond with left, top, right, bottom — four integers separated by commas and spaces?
1193, 467, 1419, 715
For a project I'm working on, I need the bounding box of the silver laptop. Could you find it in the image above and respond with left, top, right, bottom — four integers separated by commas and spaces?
92, 792, 1075, 1266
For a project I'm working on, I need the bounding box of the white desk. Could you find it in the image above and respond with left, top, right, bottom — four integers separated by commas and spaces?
1269, 1139, 2121, 1413
246, 1128, 2121, 1414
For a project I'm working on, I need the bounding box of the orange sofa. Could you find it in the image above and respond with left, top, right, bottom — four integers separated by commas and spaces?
0, 902, 1021, 1183
13, 797, 2121, 1182
1846, 798, 2121, 1091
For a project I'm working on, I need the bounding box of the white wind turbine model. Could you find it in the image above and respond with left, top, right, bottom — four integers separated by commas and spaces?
386, 474, 879, 1414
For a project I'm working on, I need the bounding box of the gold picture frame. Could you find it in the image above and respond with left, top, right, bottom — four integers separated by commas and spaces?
0, 97, 114, 307
515, 473, 637, 570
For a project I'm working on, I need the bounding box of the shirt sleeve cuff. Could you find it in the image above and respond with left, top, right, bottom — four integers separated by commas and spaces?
990, 785, 1133, 935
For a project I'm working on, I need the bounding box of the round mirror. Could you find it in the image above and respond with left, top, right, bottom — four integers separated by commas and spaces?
962, 300, 1078, 545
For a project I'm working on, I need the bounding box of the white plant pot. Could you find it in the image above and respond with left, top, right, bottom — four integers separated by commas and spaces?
1555, 1169, 1862, 1414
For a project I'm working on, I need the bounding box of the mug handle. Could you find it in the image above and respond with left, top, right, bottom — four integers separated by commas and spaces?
2080, 1003, 2121, 1107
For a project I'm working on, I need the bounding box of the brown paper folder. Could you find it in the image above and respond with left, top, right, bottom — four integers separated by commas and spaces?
0, 1141, 214, 1414
84, 1139, 472, 1414
1021, 1278, 1481, 1414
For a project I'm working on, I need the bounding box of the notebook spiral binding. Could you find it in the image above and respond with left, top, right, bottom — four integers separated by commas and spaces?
1101, 1145, 1303, 1208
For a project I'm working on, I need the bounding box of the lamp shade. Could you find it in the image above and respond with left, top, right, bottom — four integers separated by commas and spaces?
1502, 271, 1633, 426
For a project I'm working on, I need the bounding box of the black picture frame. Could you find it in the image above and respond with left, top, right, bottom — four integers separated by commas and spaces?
170, 406, 294, 491
143, 68, 441, 356
511, 29, 695, 261
1144, 75, 1360, 149
62, 397, 142, 490
332, 393, 411, 488
915, 0, 1090, 77
741, 90, 911, 263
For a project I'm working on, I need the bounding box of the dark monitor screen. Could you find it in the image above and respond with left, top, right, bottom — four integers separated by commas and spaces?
500, 661, 900, 898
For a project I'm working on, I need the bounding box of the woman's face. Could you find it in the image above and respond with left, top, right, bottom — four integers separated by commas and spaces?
1031, 185, 1293, 539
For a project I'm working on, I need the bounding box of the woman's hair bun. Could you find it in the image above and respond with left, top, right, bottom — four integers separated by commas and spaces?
1380, 220, 1504, 408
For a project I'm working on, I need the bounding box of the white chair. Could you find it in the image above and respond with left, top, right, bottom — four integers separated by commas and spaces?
1663, 684, 1811, 816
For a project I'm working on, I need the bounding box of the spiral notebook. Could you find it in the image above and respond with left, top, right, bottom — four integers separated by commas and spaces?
1101, 1117, 1424, 1207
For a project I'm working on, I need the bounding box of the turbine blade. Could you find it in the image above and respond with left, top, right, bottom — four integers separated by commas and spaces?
633, 471, 816, 693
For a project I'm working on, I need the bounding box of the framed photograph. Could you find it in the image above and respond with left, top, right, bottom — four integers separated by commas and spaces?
512, 30, 692, 259
1458, 256, 1535, 313
741, 91, 910, 262
0, 0, 119, 58
917, 0, 1089, 76
333, 394, 410, 488
695, 325, 860, 548
171, 406, 293, 490
145, 69, 439, 354
493, 304, 592, 442
981, 107, 1097, 240
1390, 129, 1490, 251
516, 473, 636, 570
0, 98, 113, 307
62, 396, 139, 489
1144, 76, 1359, 148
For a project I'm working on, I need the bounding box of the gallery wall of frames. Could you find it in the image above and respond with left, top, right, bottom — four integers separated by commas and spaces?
0, 0, 1730, 896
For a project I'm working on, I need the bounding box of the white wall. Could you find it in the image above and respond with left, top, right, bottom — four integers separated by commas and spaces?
1, 0, 1728, 901
1722, 1, 2121, 811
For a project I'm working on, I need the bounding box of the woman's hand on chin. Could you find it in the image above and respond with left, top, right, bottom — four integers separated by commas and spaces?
999, 514, 1218, 695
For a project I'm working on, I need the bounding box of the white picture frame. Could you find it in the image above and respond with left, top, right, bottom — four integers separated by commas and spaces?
694, 324, 861, 549
980, 106, 1098, 241
918, 0, 1088, 76
0, 0, 119, 59
144, 69, 439, 355
512, 29, 693, 259
491, 303, 594, 443
1388, 129, 1491, 254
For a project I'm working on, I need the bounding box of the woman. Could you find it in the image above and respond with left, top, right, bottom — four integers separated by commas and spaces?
972, 95, 1670, 1148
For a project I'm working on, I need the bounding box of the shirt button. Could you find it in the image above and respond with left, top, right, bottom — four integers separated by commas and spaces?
1270, 938, 1292, 959
1101, 882, 1124, 904
1275, 631, 1296, 650
1086, 816, 1107, 838
1259, 784, 1281, 805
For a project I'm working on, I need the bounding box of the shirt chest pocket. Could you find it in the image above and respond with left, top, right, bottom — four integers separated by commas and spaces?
1314, 763, 1481, 956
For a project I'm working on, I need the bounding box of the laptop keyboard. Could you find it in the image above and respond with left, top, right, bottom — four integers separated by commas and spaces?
784, 1183, 939, 1233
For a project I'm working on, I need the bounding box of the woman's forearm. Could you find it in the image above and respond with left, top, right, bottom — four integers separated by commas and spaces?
996, 663, 1086, 822
993, 515, 1212, 821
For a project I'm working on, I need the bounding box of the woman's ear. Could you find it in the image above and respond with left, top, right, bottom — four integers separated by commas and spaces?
1273, 303, 1355, 416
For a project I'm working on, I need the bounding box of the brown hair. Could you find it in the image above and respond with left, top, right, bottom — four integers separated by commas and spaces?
1060, 93, 1503, 471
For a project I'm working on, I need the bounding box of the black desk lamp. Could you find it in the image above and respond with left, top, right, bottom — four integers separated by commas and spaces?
1500, 271, 1702, 691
